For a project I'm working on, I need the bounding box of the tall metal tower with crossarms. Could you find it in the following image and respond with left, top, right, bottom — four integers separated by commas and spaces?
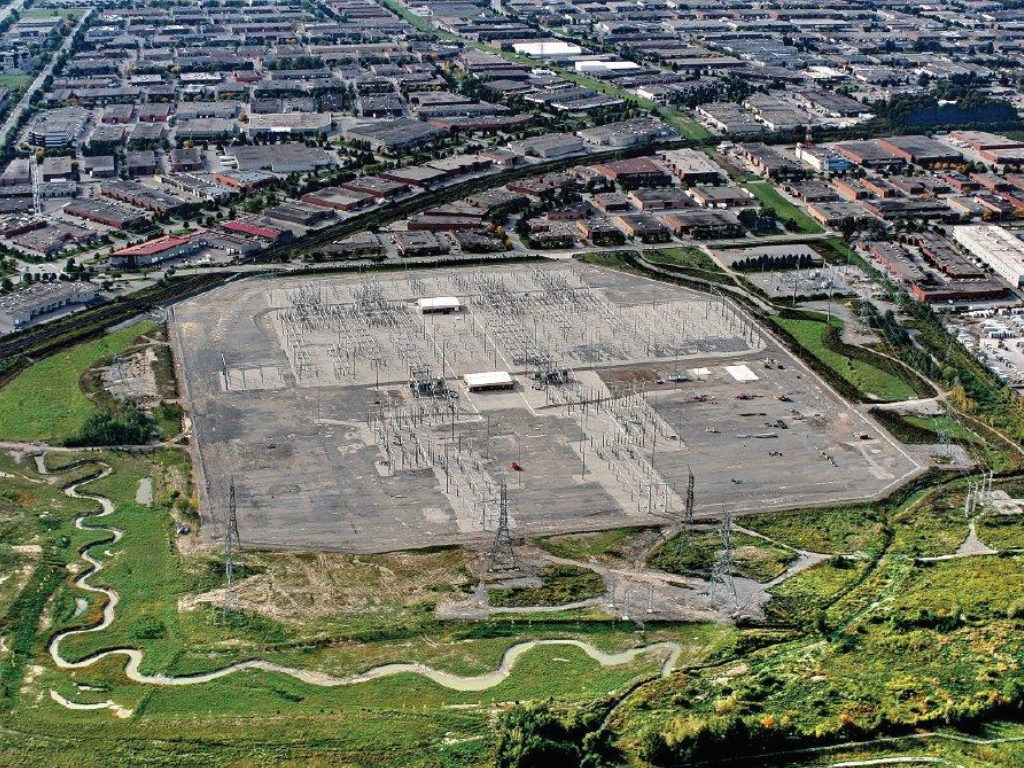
685, 468, 695, 525
488, 481, 517, 571
708, 509, 739, 616
223, 478, 241, 615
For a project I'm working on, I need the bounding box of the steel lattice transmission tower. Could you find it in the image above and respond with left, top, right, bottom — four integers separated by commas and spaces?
488, 481, 517, 571
223, 478, 241, 616
684, 468, 695, 525
708, 509, 739, 616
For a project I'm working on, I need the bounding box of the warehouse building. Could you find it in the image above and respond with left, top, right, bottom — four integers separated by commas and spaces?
63, 198, 149, 229
953, 225, 1024, 287
659, 149, 725, 185
0, 282, 99, 331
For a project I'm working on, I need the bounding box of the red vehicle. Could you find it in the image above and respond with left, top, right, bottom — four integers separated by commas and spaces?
511, 461, 522, 471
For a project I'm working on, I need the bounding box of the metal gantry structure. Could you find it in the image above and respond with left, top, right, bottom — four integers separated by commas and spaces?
268, 265, 763, 394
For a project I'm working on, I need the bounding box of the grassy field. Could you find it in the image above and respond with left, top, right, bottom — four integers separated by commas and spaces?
644, 246, 735, 284
0, 321, 155, 442
744, 504, 887, 555
772, 314, 918, 402
0, 74, 32, 90
0, 443, 733, 768
743, 182, 824, 234
19, 7, 87, 18
648, 529, 796, 583
977, 512, 1024, 551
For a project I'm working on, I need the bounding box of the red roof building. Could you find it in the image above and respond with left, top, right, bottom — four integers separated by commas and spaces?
221, 219, 286, 241
111, 234, 201, 268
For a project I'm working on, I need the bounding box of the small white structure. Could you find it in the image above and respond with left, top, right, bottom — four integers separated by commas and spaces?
416, 296, 463, 314
513, 41, 582, 58
725, 364, 760, 383
574, 60, 639, 74
464, 371, 514, 392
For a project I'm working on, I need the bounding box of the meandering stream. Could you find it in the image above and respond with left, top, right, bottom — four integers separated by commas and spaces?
43, 455, 683, 702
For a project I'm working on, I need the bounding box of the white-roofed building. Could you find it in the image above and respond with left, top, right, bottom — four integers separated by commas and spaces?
415, 296, 463, 314
464, 371, 514, 392
953, 225, 1024, 287
512, 42, 582, 59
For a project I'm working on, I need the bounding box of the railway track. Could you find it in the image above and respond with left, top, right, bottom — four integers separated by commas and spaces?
0, 273, 227, 374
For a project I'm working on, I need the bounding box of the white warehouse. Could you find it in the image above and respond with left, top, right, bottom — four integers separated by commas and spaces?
953, 225, 1024, 287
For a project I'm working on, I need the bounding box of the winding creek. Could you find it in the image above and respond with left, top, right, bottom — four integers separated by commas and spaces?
42, 455, 685, 703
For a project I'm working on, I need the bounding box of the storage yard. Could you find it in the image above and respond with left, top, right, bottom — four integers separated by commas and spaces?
171, 261, 921, 552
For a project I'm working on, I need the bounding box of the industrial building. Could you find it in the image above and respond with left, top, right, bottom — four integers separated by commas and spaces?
0, 282, 99, 331
111, 234, 202, 269
953, 225, 1024, 287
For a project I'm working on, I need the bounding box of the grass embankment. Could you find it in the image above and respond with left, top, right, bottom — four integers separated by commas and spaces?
648, 529, 796, 583
869, 410, 981, 446
537, 526, 655, 561
611, 468, 1024, 766
771, 314, 919, 403
0, 321, 155, 442
743, 182, 824, 234
643, 247, 735, 285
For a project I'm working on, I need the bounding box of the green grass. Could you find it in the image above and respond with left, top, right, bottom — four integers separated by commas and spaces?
744, 504, 887, 555
537, 526, 655, 561
644, 246, 734, 284
0, 74, 32, 90
977, 513, 1024, 551
648, 529, 796, 583
772, 315, 917, 402
0, 321, 154, 442
889, 485, 970, 557
871, 409, 981, 446
743, 182, 824, 234
614, 552, 1024, 762
19, 7, 86, 19
488, 565, 605, 607
904, 414, 980, 442
766, 555, 870, 625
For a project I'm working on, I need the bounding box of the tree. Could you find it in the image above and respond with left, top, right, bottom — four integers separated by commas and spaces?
495, 705, 581, 768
